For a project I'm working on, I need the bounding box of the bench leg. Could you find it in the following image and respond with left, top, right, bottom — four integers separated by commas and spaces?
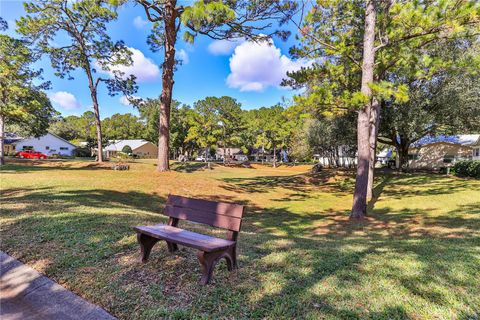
166, 241, 178, 253
226, 245, 238, 271
197, 247, 237, 285
137, 233, 158, 263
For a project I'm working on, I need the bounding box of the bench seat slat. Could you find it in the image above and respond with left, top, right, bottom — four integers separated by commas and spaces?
134, 224, 236, 252
165, 205, 242, 231
167, 195, 244, 218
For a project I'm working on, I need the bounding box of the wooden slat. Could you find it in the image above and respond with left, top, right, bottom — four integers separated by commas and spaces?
164, 205, 242, 231
134, 224, 236, 252
167, 195, 244, 218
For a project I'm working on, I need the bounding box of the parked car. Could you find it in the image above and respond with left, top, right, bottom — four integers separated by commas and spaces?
16, 150, 48, 159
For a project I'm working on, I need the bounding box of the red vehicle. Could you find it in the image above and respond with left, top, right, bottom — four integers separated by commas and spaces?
16, 150, 48, 159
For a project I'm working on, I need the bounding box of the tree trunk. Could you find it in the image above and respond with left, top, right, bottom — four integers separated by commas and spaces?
157, 0, 177, 172
367, 99, 380, 201
351, 0, 377, 219
85, 67, 103, 163
92, 98, 103, 163
0, 114, 5, 166
396, 140, 410, 171
273, 145, 277, 168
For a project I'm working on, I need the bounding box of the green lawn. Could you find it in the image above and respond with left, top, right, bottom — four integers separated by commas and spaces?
1, 160, 479, 319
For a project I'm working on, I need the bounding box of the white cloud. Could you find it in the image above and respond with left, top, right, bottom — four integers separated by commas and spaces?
50, 91, 81, 110
98, 47, 160, 83
226, 39, 311, 92
133, 16, 148, 29
208, 38, 244, 55
177, 49, 189, 64
119, 95, 141, 106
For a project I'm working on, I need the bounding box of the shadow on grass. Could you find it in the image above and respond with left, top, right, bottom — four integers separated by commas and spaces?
379, 173, 476, 199
234, 202, 480, 318
170, 162, 209, 173
0, 162, 111, 173
220, 169, 355, 197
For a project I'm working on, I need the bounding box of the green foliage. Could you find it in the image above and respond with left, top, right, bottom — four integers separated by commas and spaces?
308, 112, 357, 161
286, 0, 480, 114
121, 145, 133, 154
170, 102, 197, 157
213, 96, 244, 151
454, 160, 480, 178
17, 0, 138, 162
379, 66, 480, 154
49, 111, 103, 148
74, 147, 92, 158
181, 1, 235, 43
17, 0, 137, 95
102, 113, 145, 141
186, 97, 222, 151
137, 98, 162, 144
0, 21, 55, 133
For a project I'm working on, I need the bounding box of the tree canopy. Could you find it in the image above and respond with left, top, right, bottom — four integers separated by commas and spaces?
17, 0, 138, 162
0, 18, 56, 165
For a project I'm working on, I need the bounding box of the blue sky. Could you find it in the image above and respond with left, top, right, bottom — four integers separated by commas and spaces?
0, 1, 306, 119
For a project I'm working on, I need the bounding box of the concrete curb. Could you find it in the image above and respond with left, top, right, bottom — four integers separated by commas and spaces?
0, 251, 116, 320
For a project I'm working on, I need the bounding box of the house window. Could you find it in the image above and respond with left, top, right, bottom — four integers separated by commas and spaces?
59, 147, 68, 150
408, 154, 419, 160
443, 155, 455, 163
22, 146, 33, 150
46, 146, 50, 150
474, 148, 480, 157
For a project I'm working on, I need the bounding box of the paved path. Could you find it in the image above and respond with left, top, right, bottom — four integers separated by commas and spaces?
0, 251, 116, 320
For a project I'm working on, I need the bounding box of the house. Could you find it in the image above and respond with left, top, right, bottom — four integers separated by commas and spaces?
3, 133, 23, 155
215, 148, 248, 161
376, 148, 393, 166
15, 132, 76, 157
104, 139, 158, 158
313, 146, 357, 168
408, 134, 480, 169
250, 148, 277, 162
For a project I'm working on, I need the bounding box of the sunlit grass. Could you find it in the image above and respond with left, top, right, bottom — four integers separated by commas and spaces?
1, 159, 479, 319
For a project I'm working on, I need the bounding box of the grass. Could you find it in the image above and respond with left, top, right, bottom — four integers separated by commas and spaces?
1, 159, 479, 319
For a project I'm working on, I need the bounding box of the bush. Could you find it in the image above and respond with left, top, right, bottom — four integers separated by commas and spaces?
122, 145, 132, 154
439, 167, 455, 175
74, 147, 91, 157
453, 160, 480, 178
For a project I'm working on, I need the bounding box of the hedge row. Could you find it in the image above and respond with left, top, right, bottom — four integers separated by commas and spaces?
453, 160, 480, 178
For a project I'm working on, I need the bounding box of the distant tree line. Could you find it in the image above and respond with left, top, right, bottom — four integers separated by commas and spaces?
49, 96, 359, 164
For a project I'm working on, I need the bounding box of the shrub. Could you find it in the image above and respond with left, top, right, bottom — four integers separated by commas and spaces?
453, 160, 480, 178
122, 145, 132, 154
74, 147, 91, 157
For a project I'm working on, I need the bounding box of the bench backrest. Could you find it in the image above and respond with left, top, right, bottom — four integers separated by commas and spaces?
164, 195, 244, 232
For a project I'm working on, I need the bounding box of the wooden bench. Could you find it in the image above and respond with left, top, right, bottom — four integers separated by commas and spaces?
134, 195, 245, 285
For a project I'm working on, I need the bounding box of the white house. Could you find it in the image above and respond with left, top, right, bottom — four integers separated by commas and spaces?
15, 132, 77, 157
376, 148, 393, 166
104, 139, 158, 158
313, 146, 357, 168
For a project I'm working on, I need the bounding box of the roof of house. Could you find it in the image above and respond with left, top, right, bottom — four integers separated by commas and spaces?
377, 148, 393, 158
3, 133, 23, 145
412, 134, 480, 147
5, 132, 77, 147
104, 139, 153, 151
216, 148, 243, 155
